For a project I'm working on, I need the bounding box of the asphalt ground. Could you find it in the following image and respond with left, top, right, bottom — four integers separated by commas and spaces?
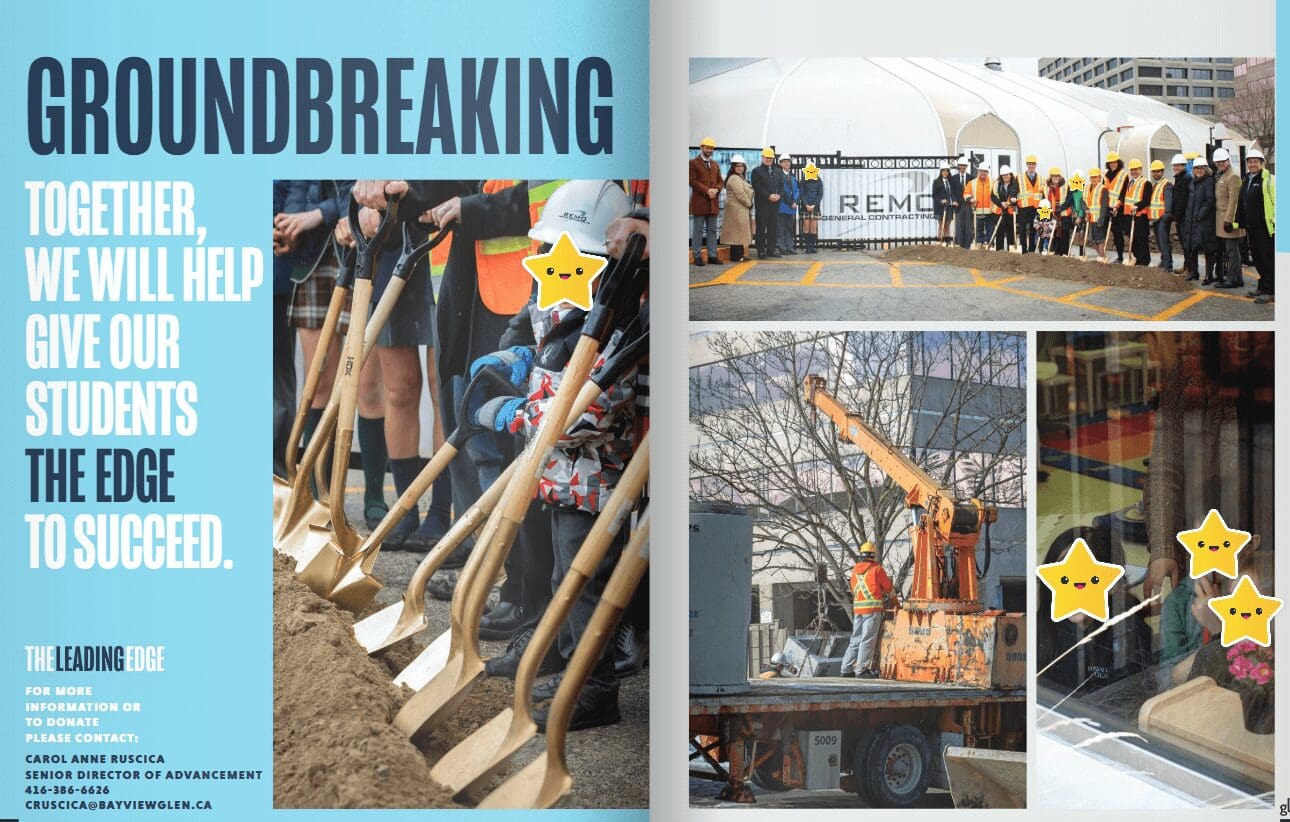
331, 468, 649, 810
689, 249, 1275, 322
689, 775, 954, 809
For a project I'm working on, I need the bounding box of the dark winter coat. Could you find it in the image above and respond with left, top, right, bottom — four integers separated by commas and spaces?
1183, 173, 1218, 252
1170, 172, 1191, 223
750, 162, 783, 206
931, 174, 958, 220
271, 179, 353, 292
800, 177, 824, 209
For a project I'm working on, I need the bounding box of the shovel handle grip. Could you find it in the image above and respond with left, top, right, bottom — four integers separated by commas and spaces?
284, 283, 349, 479
347, 193, 400, 281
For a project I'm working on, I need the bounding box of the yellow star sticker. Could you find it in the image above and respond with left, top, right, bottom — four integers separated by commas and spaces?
1176, 509, 1250, 579
522, 231, 607, 311
1207, 576, 1282, 647
1036, 538, 1125, 622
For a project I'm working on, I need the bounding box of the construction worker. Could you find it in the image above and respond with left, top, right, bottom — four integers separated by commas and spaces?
952, 156, 974, 248
840, 543, 895, 679
1183, 157, 1219, 284
759, 652, 792, 679
1237, 148, 1274, 303
1212, 148, 1245, 289
1147, 160, 1174, 273
689, 137, 724, 266
1083, 167, 1110, 262
993, 165, 1020, 250
750, 147, 783, 258
1046, 167, 1074, 255
1068, 171, 1086, 255
1103, 151, 1129, 262
1122, 159, 1153, 266
1017, 154, 1044, 252
1169, 154, 1193, 276
963, 163, 998, 248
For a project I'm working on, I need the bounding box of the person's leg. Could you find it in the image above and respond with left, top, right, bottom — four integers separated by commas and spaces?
856, 612, 883, 676
1251, 229, 1274, 296
1155, 221, 1172, 271
1134, 217, 1151, 265
729, 243, 743, 263
376, 344, 423, 544
839, 612, 865, 675
417, 347, 453, 542
705, 213, 720, 261
272, 293, 296, 478
356, 353, 388, 527
1221, 237, 1243, 286
444, 373, 483, 561
1111, 214, 1125, 261
766, 207, 780, 255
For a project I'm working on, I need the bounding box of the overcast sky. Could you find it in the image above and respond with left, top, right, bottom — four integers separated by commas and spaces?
690, 57, 1040, 83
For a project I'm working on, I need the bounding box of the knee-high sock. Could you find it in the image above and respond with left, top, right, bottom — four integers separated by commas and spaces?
357, 415, 388, 511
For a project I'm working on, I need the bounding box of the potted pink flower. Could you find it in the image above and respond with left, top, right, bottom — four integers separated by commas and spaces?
1227, 640, 1274, 734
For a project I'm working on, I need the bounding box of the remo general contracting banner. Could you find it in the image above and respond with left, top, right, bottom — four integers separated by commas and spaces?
0, 0, 648, 819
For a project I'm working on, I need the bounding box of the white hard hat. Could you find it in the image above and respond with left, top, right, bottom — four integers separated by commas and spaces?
1191, 156, 1209, 168
957, 155, 970, 166
977, 163, 991, 172
998, 164, 1012, 175
1170, 153, 1187, 165
1039, 198, 1052, 208
729, 154, 747, 165
529, 180, 632, 252
938, 161, 951, 170
770, 652, 786, 665
1212, 148, 1231, 162
1247, 148, 1265, 161
779, 154, 792, 163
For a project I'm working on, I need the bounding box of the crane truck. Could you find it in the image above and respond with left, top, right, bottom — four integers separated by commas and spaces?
689, 375, 1025, 808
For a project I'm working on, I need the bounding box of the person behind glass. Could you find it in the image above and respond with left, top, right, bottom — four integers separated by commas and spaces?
952, 156, 974, 249
798, 161, 824, 253
688, 137, 724, 266
750, 147, 783, 258
719, 155, 753, 263
1236, 148, 1274, 304
777, 155, 800, 255
963, 163, 997, 248
1212, 148, 1246, 289
992, 165, 1019, 250
1045, 167, 1074, 255
1103, 151, 1129, 263
1016, 155, 1044, 252
931, 161, 957, 243
1183, 157, 1220, 283
1169, 154, 1192, 276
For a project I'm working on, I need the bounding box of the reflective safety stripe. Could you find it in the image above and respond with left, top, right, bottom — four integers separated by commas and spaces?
1105, 171, 1126, 209
1050, 184, 1071, 216
474, 179, 567, 315
1018, 174, 1044, 208
1122, 176, 1148, 215
1086, 183, 1104, 222
965, 178, 1000, 215
1148, 178, 1171, 220
852, 565, 882, 612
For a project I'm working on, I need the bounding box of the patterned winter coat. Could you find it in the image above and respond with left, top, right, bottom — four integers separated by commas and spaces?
504, 303, 638, 514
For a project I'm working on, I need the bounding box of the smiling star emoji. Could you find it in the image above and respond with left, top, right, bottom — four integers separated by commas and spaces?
522, 230, 608, 311
1037, 538, 1125, 622
1208, 576, 1282, 647
1176, 509, 1251, 579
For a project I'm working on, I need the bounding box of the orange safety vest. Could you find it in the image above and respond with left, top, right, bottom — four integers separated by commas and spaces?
965, 177, 1000, 215
1148, 177, 1171, 220
1121, 175, 1148, 215
1085, 182, 1105, 222
850, 560, 892, 615
474, 179, 566, 315
1048, 184, 1071, 217
1018, 173, 1044, 208
1104, 169, 1126, 210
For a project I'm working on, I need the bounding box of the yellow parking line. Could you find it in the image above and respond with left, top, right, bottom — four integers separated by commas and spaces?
980, 279, 1151, 320
889, 264, 904, 288
1059, 286, 1108, 303
801, 262, 824, 285
969, 267, 988, 284
690, 260, 756, 288
1150, 290, 1212, 321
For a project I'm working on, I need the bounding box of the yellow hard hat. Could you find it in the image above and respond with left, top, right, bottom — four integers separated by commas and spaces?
859, 541, 877, 556
699, 136, 716, 148
1150, 160, 1165, 171
1048, 166, 1062, 176
1106, 151, 1120, 163
1025, 155, 1038, 164
1127, 158, 1143, 170
761, 147, 776, 158
1184, 151, 1200, 160
1088, 167, 1102, 177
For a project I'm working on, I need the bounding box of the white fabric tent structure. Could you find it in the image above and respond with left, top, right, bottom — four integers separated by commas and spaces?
691, 58, 1253, 175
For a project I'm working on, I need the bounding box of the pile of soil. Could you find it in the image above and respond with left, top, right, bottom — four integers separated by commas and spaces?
886, 244, 1193, 293
273, 554, 512, 808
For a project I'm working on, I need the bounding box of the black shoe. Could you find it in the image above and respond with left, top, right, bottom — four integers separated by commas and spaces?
613, 621, 648, 677
693, 259, 705, 267
783, 249, 797, 255
532, 672, 564, 703
1254, 294, 1273, 304
400, 512, 449, 555
1185, 273, 1200, 281
427, 570, 457, 601
708, 258, 726, 265
1216, 281, 1242, 289
484, 619, 565, 678
859, 669, 879, 679
840, 670, 857, 679
533, 683, 621, 732
364, 501, 389, 531
479, 601, 527, 641
383, 510, 420, 550
768, 252, 783, 258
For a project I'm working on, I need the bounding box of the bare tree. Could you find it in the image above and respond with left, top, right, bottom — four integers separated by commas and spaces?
1220, 76, 1275, 164
690, 331, 1026, 625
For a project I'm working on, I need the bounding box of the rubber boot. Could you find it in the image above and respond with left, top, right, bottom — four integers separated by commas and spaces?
385, 456, 422, 549
357, 415, 389, 529
300, 407, 326, 499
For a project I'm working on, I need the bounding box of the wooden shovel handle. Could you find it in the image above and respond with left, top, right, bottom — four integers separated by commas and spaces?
512, 432, 650, 714
285, 283, 348, 481
545, 510, 651, 765
328, 277, 372, 527
356, 442, 459, 575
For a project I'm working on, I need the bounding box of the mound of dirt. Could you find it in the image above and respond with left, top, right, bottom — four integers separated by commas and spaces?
273, 554, 516, 808
886, 244, 1193, 293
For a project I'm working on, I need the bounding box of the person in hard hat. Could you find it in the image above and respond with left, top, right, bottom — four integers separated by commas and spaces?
1034, 198, 1056, 253
689, 138, 725, 266
1122, 159, 1153, 266
840, 543, 896, 679
1103, 152, 1129, 262
963, 163, 998, 248
992, 165, 1020, 250
473, 180, 642, 729
1017, 154, 1044, 252
759, 651, 794, 679
1080, 168, 1110, 261
777, 155, 800, 255
1211, 148, 1246, 289
719, 155, 753, 263
1237, 148, 1274, 303
799, 161, 824, 253
1045, 167, 1074, 255
1169, 154, 1193, 277
932, 161, 956, 244
1147, 160, 1175, 273
952, 156, 974, 248
750, 148, 783, 258
1183, 157, 1219, 283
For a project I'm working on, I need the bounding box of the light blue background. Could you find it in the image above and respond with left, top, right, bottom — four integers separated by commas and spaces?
0, 1, 648, 819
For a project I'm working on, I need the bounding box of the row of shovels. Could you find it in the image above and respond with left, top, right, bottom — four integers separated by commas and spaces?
941, 209, 1136, 264
270, 195, 651, 808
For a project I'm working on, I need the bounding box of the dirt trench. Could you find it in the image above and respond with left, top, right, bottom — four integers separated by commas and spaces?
885, 244, 1193, 293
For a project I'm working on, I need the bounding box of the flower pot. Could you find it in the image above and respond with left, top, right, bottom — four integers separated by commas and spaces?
1239, 686, 1274, 735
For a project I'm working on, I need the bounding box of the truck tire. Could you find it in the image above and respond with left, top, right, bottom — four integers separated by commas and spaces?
848, 736, 877, 805
862, 725, 932, 808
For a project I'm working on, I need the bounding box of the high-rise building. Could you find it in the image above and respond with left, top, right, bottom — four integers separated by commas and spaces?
1038, 58, 1238, 119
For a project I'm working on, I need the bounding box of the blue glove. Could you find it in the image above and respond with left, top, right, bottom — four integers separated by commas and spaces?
470, 346, 534, 386
473, 396, 526, 432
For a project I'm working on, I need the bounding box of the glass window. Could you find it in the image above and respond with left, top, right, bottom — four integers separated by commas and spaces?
1215, 57, 1233, 63
1107, 57, 1119, 68
1217, 87, 1235, 99
1139, 84, 1164, 96
1172, 102, 1190, 112
1192, 103, 1214, 115
1193, 86, 1214, 97
1217, 69, 1234, 81
1121, 67, 1134, 81
1165, 66, 1188, 79
1138, 65, 1162, 78
1082, 57, 1092, 67
1193, 69, 1212, 80
1122, 87, 1135, 95
1167, 85, 1189, 97
1094, 63, 1105, 76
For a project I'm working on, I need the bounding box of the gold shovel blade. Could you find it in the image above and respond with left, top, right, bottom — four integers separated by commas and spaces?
325, 563, 382, 615
393, 653, 483, 738
272, 475, 292, 522
276, 509, 334, 564
352, 600, 423, 654
430, 707, 535, 798
392, 630, 451, 691
476, 753, 570, 810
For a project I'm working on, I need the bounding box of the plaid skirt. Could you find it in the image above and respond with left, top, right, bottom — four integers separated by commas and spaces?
287, 254, 352, 334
